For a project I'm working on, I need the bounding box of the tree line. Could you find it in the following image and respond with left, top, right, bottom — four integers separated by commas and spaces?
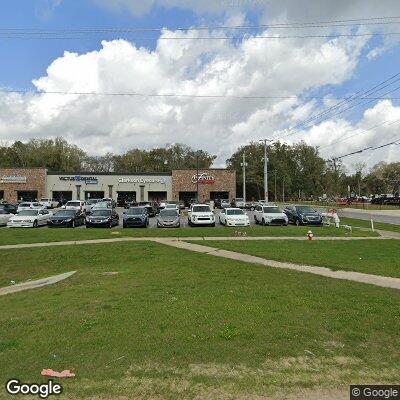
0, 138, 398, 200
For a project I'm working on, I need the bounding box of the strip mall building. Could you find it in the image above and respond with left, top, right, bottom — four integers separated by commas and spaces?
0, 168, 236, 204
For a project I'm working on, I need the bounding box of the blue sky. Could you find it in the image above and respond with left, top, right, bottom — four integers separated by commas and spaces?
0, 0, 399, 168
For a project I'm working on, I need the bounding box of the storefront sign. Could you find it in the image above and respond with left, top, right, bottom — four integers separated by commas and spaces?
118, 177, 166, 185
59, 176, 98, 184
191, 173, 216, 185
0, 175, 27, 184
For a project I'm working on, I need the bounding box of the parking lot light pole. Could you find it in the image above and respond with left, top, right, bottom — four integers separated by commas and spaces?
260, 139, 272, 202
196, 151, 199, 202
241, 152, 248, 203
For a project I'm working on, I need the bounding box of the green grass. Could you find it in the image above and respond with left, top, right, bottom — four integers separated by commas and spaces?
0, 242, 399, 399
0, 224, 377, 246
340, 217, 400, 234
198, 239, 400, 278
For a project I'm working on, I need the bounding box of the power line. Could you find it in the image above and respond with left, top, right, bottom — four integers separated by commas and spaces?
334, 138, 400, 159
1, 32, 400, 40
1, 15, 400, 34
1, 88, 400, 100
276, 72, 400, 139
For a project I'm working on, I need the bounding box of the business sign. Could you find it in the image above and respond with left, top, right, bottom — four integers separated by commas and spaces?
0, 176, 27, 184
59, 176, 98, 184
118, 177, 166, 185
191, 172, 216, 185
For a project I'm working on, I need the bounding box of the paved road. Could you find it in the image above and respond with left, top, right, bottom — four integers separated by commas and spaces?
338, 208, 400, 225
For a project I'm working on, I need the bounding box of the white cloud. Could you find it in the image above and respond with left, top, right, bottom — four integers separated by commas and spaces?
0, 27, 398, 169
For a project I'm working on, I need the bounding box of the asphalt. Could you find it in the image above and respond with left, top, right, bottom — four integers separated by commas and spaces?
338, 208, 400, 225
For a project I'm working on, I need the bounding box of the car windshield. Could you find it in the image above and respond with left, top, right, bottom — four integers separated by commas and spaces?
165, 204, 177, 208
87, 199, 99, 204
40, 199, 49, 201
296, 205, 316, 213
160, 210, 178, 218
19, 203, 31, 207
263, 207, 282, 213
32, 203, 41, 207
94, 202, 111, 208
55, 210, 76, 217
235, 198, 244, 202
227, 209, 244, 215
67, 202, 81, 206
127, 208, 145, 215
91, 210, 111, 216
18, 210, 38, 216
193, 206, 211, 212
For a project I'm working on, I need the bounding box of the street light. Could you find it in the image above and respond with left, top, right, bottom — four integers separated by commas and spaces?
260, 139, 273, 202
240, 151, 248, 203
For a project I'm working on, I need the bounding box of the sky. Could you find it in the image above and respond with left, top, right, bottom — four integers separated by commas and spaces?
0, 0, 399, 172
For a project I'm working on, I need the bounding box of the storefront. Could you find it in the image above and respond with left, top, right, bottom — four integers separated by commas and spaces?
0, 168, 47, 203
46, 172, 172, 204
172, 169, 236, 206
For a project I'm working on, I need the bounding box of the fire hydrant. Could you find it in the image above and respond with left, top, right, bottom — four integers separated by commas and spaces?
307, 230, 314, 241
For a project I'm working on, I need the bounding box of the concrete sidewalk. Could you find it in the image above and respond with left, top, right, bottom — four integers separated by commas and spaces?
157, 239, 400, 290
0, 271, 76, 296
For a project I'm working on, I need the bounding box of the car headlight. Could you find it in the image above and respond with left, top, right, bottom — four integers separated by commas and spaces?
64, 218, 72, 223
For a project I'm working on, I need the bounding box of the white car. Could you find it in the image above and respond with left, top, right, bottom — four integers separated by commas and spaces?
90, 201, 113, 212
0, 209, 13, 226
17, 202, 46, 213
233, 198, 245, 208
39, 198, 59, 209
219, 207, 250, 227
7, 209, 52, 228
64, 200, 89, 213
165, 203, 180, 213
188, 204, 215, 227
220, 199, 230, 208
254, 204, 288, 226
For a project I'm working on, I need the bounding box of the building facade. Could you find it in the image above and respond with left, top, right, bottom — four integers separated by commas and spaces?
0, 168, 47, 203
46, 172, 172, 204
0, 168, 236, 204
171, 169, 236, 204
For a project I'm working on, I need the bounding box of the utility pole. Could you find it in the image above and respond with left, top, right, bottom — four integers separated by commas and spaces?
274, 170, 277, 202
241, 151, 248, 203
260, 139, 272, 202
196, 151, 199, 202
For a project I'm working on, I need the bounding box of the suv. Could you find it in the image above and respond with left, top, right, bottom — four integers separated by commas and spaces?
64, 200, 89, 214
40, 198, 59, 209
232, 198, 245, 208
284, 205, 322, 226
188, 204, 215, 227
254, 204, 288, 226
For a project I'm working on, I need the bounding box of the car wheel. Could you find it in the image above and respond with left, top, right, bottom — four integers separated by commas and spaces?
262, 218, 265, 226
188, 219, 192, 227
211, 223, 215, 227
123, 222, 126, 228
33, 220, 38, 228
254, 215, 258, 224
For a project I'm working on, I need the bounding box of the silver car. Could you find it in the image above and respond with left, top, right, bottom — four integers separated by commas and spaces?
157, 209, 180, 228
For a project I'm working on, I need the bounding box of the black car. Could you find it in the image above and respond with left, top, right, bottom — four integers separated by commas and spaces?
0, 202, 17, 214
284, 205, 322, 226
122, 207, 149, 228
48, 209, 85, 228
86, 209, 119, 228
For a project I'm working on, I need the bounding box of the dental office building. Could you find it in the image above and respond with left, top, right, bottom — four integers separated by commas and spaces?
1, 168, 236, 205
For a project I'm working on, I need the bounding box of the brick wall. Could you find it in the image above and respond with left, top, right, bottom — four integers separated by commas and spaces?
172, 169, 236, 201
0, 168, 47, 203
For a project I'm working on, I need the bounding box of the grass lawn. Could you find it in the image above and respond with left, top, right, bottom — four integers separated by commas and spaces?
0, 242, 399, 399
340, 217, 400, 234
198, 239, 400, 278
0, 224, 377, 246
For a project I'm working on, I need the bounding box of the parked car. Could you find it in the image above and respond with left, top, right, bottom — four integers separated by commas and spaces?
101, 198, 117, 207
219, 199, 231, 209
144, 204, 157, 217
122, 207, 149, 228
219, 207, 250, 227
232, 198, 245, 208
39, 198, 59, 209
188, 204, 215, 227
86, 209, 119, 228
7, 209, 52, 228
254, 204, 288, 226
156, 209, 180, 228
88, 201, 112, 213
48, 209, 85, 228
165, 203, 180, 213
85, 199, 101, 209
284, 205, 322, 226
0, 202, 17, 214
17, 202, 45, 213
125, 200, 138, 209
64, 200, 89, 213
0, 209, 13, 226
159, 201, 167, 209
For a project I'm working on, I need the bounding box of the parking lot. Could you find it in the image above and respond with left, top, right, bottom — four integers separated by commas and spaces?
1, 207, 267, 229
